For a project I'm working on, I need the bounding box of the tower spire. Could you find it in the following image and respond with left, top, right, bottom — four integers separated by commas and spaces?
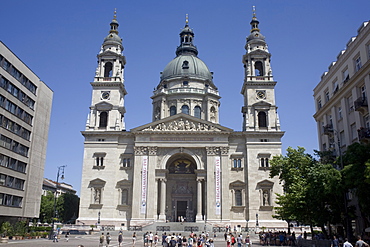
109, 9, 119, 34
250, 6, 260, 32
185, 13, 189, 26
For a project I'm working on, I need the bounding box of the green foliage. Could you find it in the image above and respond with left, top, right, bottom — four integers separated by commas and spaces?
270, 147, 343, 230
13, 220, 27, 236
39, 191, 80, 224
1, 222, 14, 237
341, 142, 370, 226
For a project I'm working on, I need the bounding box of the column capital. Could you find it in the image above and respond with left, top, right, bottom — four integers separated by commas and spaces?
205, 146, 229, 155
134, 146, 158, 155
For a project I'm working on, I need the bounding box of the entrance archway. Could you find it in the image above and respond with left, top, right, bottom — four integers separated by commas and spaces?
166, 154, 197, 222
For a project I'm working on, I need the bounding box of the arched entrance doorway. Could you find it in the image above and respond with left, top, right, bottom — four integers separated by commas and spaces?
165, 154, 197, 222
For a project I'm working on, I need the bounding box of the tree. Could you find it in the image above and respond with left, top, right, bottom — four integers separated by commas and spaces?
270, 147, 342, 236
39, 192, 80, 224
59, 193, 80, 223
39, 192, 55, 223
341, 142, 370, 229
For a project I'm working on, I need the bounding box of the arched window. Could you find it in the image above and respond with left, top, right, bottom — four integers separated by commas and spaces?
99, 112, 108, 128
235, 190, 242, 206
104, 62, 113, 77
194, 106, 201, 118
170, 106, 177, 116
258, 111, 267, 128
254, 61, 264, 76
181, 105, 189, 115
121, 189, 128, 205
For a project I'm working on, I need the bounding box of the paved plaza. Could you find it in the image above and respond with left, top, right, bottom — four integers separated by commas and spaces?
0, 231, 260, 247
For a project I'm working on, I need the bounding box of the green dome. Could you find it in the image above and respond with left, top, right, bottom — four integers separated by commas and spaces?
161, 55, 212, 81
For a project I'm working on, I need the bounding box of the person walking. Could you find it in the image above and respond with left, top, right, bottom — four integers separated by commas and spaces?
99, 233, 105, 247
118, 232, 123, 247
133, 232, 137, 246
106, 232, 112, 246
65, 231, 69, 242
344, 238, 353, 247
355, 236, 369, 247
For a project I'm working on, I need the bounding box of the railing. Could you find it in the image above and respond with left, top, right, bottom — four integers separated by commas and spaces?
212, 227, 227, 232
247, 76, 273, 81
354, 97, 368, 111
153, 87, 219, 96
128, 226, 142, 231
94, 77, 121, 82
184, 226, 199, 232
156, 226, 170, 232
358, 127, 370, 140
323, 124, 333, 135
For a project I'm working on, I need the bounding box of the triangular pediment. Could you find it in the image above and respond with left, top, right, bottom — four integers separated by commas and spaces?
88, 178, 106, 188
131, 113, 233, 132
95, 101, 113, 111
252, 100, 271, 107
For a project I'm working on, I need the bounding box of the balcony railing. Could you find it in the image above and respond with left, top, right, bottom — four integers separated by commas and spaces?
153, 87, 219, 96
94, 77, 121, 82
358, 127, 370, 142
323, 124, 334, 135
354, 97, 368, 113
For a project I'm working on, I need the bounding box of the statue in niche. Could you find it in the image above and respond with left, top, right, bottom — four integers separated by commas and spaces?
263, 190, 269, 206
94, 188, 101, 204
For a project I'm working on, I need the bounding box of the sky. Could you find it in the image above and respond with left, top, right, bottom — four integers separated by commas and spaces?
1, 0, 369, 195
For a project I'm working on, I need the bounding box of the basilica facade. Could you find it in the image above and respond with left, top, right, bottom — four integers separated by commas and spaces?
78, 11, 285, 229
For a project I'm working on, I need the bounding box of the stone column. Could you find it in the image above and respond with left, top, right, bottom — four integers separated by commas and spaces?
158, 178, 166, 221
196, 178, 203, 221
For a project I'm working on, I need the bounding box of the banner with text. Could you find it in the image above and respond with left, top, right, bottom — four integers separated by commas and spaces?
215, 156, 221, 215
140, 156, 148, 214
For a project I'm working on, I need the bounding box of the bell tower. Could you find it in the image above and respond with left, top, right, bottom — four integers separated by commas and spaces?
86, 10, 127, 131
241, 7, 281, 132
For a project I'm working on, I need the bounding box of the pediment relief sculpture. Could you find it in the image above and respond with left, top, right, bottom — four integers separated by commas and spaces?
142, 118, 222, 132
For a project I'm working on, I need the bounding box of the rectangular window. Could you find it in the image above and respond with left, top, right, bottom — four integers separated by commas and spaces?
355, 56, 362, 72
325, 91, 330, 102
351, 123, 357, 140
317, 99, 322, 110
0, 174, 5, 186
342, 68, 349, 83
340, 131, 345, 147
2, 59, 10, 71
367, 44, 370, 59
348, 96, 354, 112
332, 80, 339, 94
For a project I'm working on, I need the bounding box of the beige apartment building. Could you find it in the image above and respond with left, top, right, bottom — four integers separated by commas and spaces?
0, 41, 53, 223
313, 21, 370, 157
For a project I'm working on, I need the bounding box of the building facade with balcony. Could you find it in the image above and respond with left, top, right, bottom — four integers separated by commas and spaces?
42, 178, 76, 198
0, 41, 53, 223
78, 11, 285, 230
313, 20, 370, 155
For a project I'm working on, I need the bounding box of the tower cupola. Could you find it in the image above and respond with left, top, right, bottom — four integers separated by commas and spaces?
176, 15, 198, 56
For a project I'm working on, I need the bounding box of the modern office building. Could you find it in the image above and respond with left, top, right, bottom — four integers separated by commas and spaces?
0, 41, 53, 223
78, 11, 285, 230
313, 21, 370, 158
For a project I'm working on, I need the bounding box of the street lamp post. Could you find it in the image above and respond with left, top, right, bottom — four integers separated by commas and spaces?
49, 165, 66, 240
324, 126, 351, 241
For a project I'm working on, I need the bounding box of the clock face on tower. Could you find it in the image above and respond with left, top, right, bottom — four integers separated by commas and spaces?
101, 91, 110, 100
256, 90, 266, 99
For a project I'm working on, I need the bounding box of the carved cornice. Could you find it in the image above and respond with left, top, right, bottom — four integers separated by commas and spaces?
134, 146, 148, 155
205, 146, 229, 155
134, 146, 158, 155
